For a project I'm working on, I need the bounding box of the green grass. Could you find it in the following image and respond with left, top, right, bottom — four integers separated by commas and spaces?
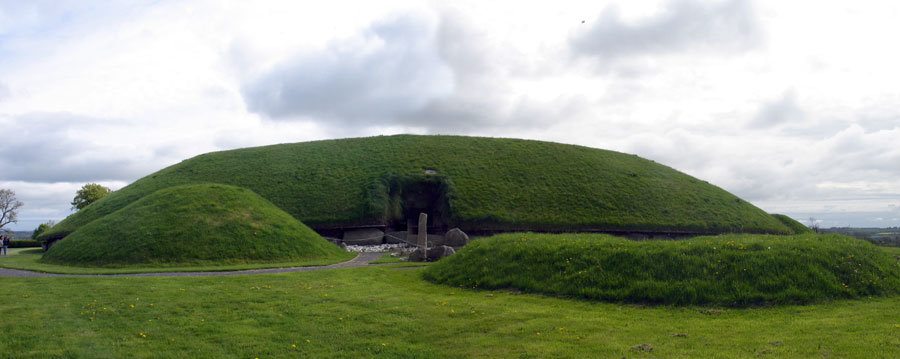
41, 184, 353, 267
4, 265, 900, 358
771, 213, 814, 234
0, 249, 354, 274
369, 252, 408, 264
424, 233, 900, 306
39, 135, 793, 242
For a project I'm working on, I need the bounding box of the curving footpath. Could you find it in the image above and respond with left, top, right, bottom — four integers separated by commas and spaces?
0, 252, 386, 278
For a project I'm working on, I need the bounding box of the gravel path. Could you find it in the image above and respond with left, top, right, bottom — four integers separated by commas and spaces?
0, 252, 385, 278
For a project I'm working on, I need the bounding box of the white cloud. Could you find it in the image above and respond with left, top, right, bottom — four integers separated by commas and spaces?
570, 0, 761, 61
1, 0, 900, 230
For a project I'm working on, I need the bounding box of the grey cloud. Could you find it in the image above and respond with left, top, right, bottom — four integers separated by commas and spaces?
397, 11, 589, 133
397, 11, 532, 132
570, 0, 761, 60
749, 90, 805, 129
0, 112, 148, 182
241, 14, 454, 126
241, 11, 584, 134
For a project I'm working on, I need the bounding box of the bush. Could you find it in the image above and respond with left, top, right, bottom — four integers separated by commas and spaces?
32, 221, 56, 240
10, 240, 41, 248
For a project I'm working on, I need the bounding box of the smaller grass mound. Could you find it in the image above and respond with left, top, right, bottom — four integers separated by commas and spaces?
41, 184, 352, 267
423, 233, 900, 306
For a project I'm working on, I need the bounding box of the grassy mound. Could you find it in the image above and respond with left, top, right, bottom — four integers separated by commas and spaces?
41, 184, 352, 267
423, 233, 900, 306
39, 135, 792, 242
771, 214, 814, 234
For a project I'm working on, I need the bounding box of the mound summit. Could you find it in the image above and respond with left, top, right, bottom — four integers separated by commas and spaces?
41, 184, 351, 266
39, 135, 794, 245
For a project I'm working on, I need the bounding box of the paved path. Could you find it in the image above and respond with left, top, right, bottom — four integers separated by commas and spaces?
0, 252, 385, 278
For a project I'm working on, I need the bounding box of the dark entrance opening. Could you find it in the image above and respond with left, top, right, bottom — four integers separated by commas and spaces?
383, 174, 451, 234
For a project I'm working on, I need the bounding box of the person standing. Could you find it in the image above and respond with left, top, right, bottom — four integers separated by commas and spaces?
1, 233, 8, 255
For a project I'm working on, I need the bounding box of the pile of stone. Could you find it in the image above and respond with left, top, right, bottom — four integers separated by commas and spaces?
324, 218, 470, 262
343, 243, 409, 253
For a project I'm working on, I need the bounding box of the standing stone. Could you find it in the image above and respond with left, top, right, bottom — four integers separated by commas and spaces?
417, 213, 428, 247
444, 228, 469, 247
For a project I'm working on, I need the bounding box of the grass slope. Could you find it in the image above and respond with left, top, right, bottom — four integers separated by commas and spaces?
4, 265, 900, 358
39, 135, 791, 242
423, 233, 900, 306
771, 213, 814, 234
41, 184, 352, 267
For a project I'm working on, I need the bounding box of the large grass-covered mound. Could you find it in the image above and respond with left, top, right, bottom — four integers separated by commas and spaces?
39, 135, 793, 242
423, 233, 900, 306
41, 184, 352, 267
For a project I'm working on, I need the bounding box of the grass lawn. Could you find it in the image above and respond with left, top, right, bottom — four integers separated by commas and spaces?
3, 263, 900, 358
0, 249, 354, 275
369, 252, 408, 264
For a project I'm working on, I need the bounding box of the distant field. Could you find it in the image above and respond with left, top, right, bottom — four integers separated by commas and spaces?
39, 135, 793, 243
824, 227, 900, 246
9, 231, 31, 240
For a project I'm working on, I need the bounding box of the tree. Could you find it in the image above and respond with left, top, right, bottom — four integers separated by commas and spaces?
32, 220, 56, 240
71, 183, 112, 211
0, 189, 24, 231
808, 217, 820, 234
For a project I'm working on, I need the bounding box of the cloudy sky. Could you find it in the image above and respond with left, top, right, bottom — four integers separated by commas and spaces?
2, 0, 899, 231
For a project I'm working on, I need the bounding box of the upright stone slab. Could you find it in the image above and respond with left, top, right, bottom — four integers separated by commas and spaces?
417, 212, 428, 259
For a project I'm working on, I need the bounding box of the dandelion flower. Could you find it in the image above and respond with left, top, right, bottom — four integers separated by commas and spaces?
292, 344, 296, 348
306, 339, 311, 343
